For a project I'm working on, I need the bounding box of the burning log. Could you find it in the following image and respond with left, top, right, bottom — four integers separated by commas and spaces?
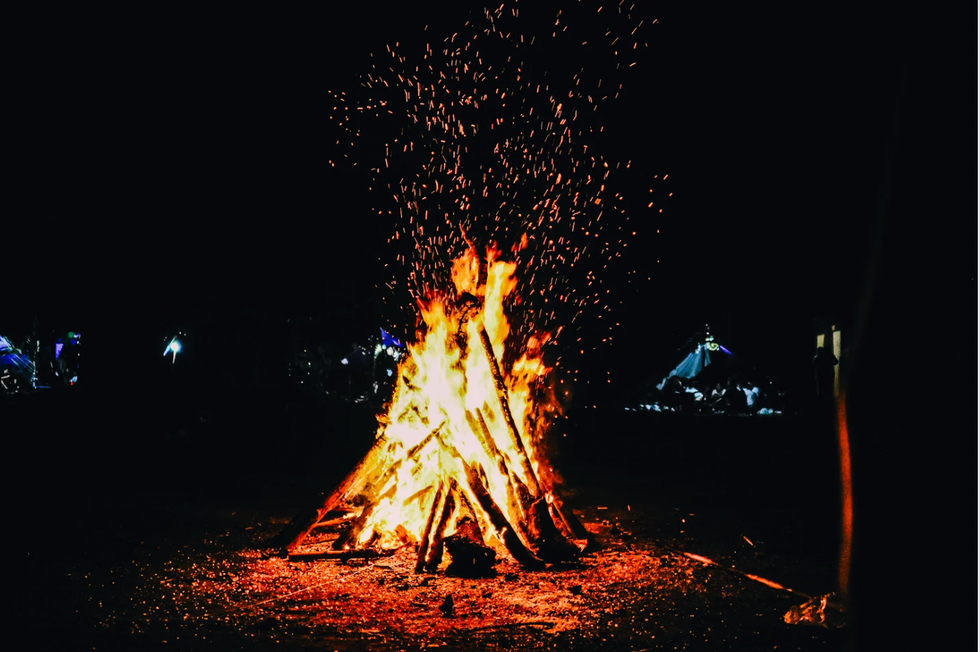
415, 481, 446, 573
466, 408, 527, 525
478, 326, 541, 497
311, 514, 358, 530
424, 481, 458, 572
437, 431, 545, 570
369, 423, 444, 502
546, 493, 592, 544
333, 483, 397, 550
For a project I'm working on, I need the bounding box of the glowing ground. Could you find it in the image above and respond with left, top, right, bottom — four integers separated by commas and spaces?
21, 488, 843, 651
14, 394, 846, 651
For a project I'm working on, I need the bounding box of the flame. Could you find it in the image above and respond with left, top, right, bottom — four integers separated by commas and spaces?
357, 245, 554, 553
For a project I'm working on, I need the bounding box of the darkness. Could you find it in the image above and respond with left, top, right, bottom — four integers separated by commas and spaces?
6, 3, 976, 650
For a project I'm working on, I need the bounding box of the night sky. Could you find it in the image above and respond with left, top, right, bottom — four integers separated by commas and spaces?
9, 3, 975, 397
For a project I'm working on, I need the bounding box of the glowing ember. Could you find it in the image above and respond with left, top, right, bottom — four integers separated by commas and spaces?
281, 244, 588, 569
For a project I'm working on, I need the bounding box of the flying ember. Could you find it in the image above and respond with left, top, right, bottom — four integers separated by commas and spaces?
280, 244, 590, 572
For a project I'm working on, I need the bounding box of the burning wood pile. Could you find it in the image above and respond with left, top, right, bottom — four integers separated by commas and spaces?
277, 246, 591, 575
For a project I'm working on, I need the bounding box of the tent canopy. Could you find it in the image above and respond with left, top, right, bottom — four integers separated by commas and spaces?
0, 335, 34, 379
656, 335, 732, 390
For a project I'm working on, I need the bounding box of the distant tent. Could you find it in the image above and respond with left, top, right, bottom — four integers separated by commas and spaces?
0, 334, 34, 384
380, 328, 404, 349
656, 335, 732, 390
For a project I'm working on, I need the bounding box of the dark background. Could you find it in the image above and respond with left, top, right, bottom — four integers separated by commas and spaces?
6, 3, 976, 650
9, 3, 973, 391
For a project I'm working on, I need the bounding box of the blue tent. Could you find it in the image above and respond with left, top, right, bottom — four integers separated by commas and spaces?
0, 335, 34, 384
656, 336, 732, 390
380, 328, 404, 349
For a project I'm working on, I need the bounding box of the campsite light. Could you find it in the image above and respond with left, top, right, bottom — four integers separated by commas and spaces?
164, 337, 182, 365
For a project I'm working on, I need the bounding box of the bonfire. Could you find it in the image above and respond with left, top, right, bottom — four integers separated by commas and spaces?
277, 245, 591, 575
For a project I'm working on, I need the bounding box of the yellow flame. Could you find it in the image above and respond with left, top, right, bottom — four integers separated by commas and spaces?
360, 246, 553, 550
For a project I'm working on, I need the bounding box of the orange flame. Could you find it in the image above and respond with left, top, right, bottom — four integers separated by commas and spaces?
360, 245, 554, 552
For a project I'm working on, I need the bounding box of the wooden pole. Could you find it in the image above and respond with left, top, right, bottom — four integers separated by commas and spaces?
415, 482, 446, 573
467, 408, 528, 528
478, 327, 541, 496
425, 480, 458, 572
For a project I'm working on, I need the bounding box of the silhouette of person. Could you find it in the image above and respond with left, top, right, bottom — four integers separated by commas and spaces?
813, 347, 838, 398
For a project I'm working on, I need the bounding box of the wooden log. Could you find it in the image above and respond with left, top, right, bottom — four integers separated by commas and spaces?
468, 408, 529, 530
462, 460, 545, 570
333, 483, 397, 550
546, 501, 588, 552
478, 327, 541, 497
369, 422, 444, 500
288, 549, 395, 562
279, 433, 389, 552
527, 497, 581, 562
415, 482, 446, 573
467, 408, 578, 562
425, 481, 458, 572
311, 514, 358, 530
435, 428, 543, 570
547, 494, 591, 541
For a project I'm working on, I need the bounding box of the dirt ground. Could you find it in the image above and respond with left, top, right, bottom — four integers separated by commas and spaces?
19, 483, 846, 651
13, 394, 851, 651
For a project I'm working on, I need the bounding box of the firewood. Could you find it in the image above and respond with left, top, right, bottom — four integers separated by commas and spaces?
415, 482, 446, 573
424, 481, 458, 572
546, 501, 588, 552
426, 441, 518, 569
547, 493, 592, 543
279, 433, 389, 552
446, 445, 543, 570
287, 549, 395, 562
465, 409, 579, 562
465, 409, 527, 527
311, 514, 358, 530
527, 497, 581, 562
333, 483, 397, 550
368, 422, 444, 501
478, 327, 541, 497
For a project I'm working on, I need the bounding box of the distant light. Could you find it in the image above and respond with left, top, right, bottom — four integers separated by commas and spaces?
386, 369, 393, 377
341, 358, 349, 365
164, 337, 182, 363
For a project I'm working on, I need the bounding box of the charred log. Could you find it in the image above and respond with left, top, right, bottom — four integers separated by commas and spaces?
444, 517, 497, 578
287, 549, 394, 562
